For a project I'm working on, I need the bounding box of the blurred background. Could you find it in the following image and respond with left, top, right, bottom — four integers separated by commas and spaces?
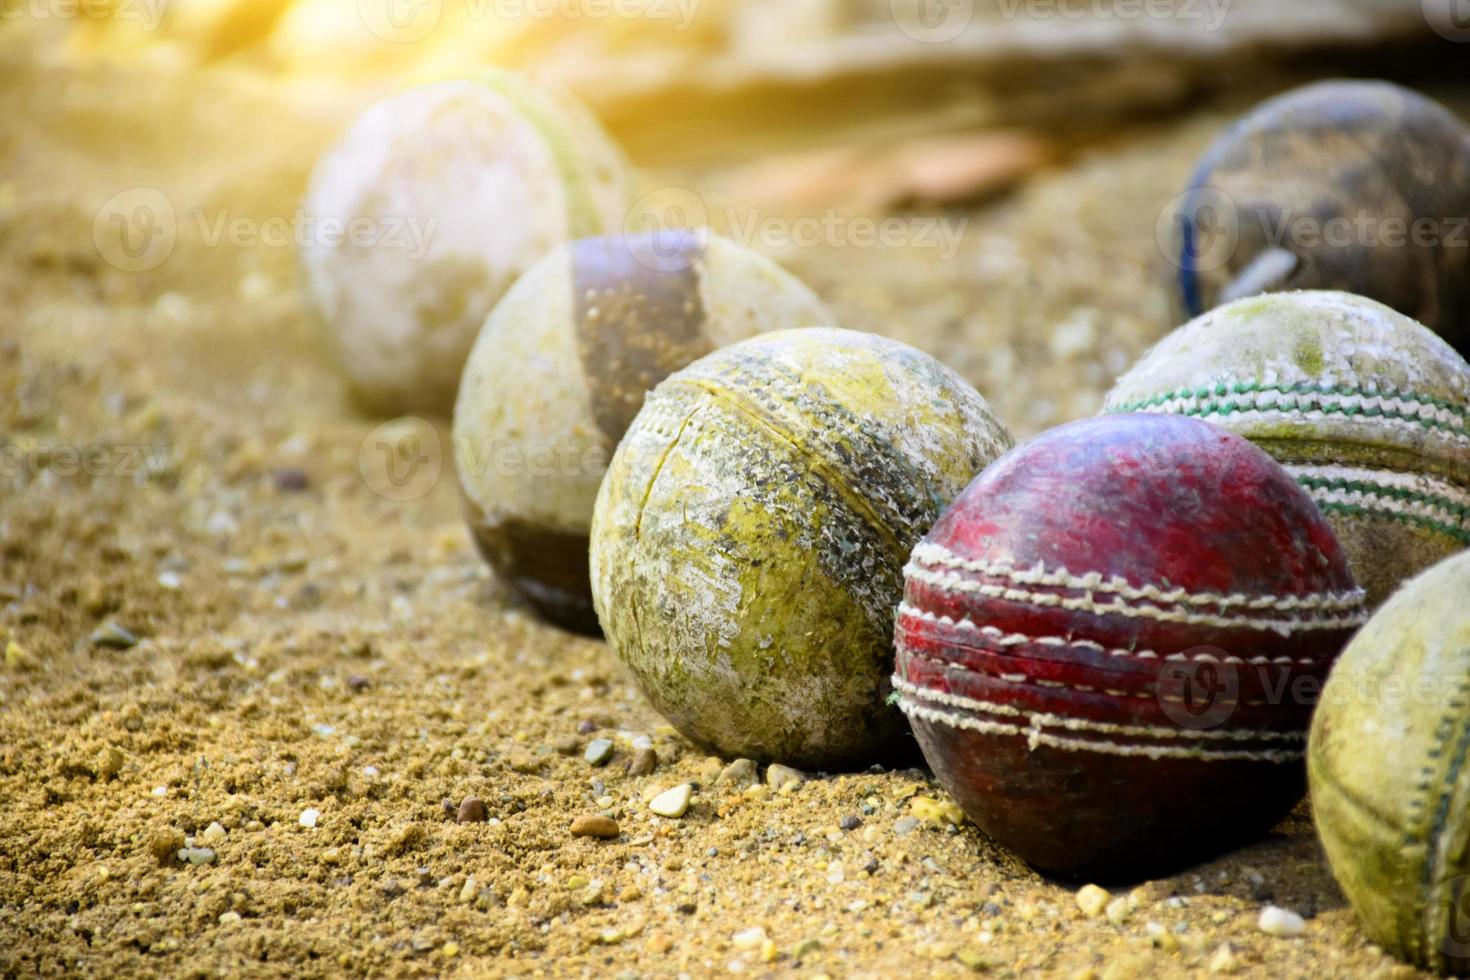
4, 0, 1469, 452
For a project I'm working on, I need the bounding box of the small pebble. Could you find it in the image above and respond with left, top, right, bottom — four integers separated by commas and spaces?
178, 847, 216, 865
649, 784, 692, 818
200, 821, 227, 842
717, 758, 758, 789
910, 796, 965, 826
456, 797, 487, 824
148, 827, 185, 862
626, 747, 657, 776
570, 815, 621, 839
731, 927, 767, 951
893, 816, 919, 835
4, 640, 32, 670
585, 738, 615, 766
1076, 883, 1111, 918
839, 815, 861, 831
1258, 905, 1306, 938
90, 622, 138, 650
791, 937, 821, 959
1208, 943, 1240, 974
272, 468, 310, 492
218, 911, 242, 926
765, 764, 804, 791
299, 808, 320, 829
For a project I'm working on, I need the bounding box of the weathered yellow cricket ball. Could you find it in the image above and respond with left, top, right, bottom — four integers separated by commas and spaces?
301, 72, 632, 415
1309, 550, 1470, 975
453, 231, 835, 633
589, 328, 1014, 769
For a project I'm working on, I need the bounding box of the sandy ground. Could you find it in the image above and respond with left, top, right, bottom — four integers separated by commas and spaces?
0, 28, 1462, 980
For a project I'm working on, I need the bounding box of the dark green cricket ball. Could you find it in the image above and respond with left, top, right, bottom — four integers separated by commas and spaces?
1176, 80, 1470, 357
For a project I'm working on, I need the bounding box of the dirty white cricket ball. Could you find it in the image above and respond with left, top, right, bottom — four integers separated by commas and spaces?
301, 72, 631, 415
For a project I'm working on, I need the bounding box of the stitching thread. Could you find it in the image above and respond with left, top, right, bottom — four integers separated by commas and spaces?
905, 560, 1368, 636
1109, 380, 1470, 440
893, 675, 1302, 742
897, 640, 1277, 706
911, 542, 1365, 613
899, 701, 1303, 762
897, 603, 1319, 666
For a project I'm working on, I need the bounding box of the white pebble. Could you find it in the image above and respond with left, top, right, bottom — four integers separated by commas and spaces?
299, 808, 320, 829
1075, 883, 1110, 918
201, 822, 227, 842
649, 784, 692, 818
731, 926, 767, 950
1258, 905, 1306, 938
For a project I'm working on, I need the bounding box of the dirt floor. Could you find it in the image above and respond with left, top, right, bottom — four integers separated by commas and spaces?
0, 24, 1463, 979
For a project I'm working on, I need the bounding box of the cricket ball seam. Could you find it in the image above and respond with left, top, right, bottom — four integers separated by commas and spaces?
897, 603, 1321, 666
664, 377, 908, 560
1124, 403, 1470, 454
896, 639, 1278, 705
896, 695, 1303, 763
892, 675, 1302, 743
1110, 381, 1470, 433
903, 565, 1370, 635
910, 542, 1368, 612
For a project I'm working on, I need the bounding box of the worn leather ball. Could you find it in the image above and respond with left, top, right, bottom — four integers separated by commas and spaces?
1106, 290, 1470, 608
453, 231, 834, 633
591, 328, 1013, 769
895, 414, 1368, 881
1175, 80, 1470, 357
1310, 550, 1470, 975
301, 72, 632, 415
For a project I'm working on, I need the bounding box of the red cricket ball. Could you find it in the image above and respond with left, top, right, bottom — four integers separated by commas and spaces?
894, 414, 1368, 881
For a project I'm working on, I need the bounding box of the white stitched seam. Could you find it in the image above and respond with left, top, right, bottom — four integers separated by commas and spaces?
1126, 395, 1470, 449
910, 542, 1365, 613
896, 603, 1319, 666
898, 699, 1303, 762
891, 675, 1303, 743
1289, 464, 1470, 505
903, 565, 1368, 636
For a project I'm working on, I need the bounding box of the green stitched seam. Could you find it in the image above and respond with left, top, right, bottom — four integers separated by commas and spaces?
1111, 381, 1470, 439
1297, 476, 1470, 522
1313, 502, 1470, 545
